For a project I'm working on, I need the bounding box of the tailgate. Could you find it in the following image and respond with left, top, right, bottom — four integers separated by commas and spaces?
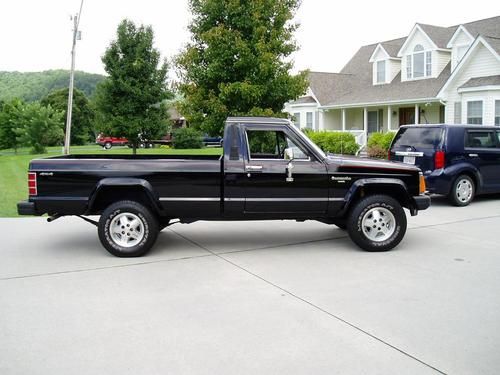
390, 127, 444, 172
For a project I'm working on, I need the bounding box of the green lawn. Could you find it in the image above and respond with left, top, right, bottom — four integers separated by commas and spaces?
0, 145, 222, 217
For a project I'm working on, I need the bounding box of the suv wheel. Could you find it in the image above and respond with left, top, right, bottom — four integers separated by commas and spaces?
449, 175, 475, 207
104, 142, 112, 150
347, 195, 407, 252
98, 200, 159, 257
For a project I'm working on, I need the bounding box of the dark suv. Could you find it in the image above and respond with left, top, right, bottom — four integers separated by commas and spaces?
389, 124, 500, 206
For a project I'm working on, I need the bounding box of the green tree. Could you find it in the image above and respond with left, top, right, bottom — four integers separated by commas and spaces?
0, 98, 24, 152
16, 102, 64, 154
95, 19, 172, 154
41, 88, 95, 145
176, 0, 308, 136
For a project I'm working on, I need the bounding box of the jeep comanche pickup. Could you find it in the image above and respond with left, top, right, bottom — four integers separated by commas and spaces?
18, 117, 430, 257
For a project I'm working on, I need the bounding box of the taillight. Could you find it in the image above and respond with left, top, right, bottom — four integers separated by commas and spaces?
434, 150, 445, 169
387, 150, 391, 160
28, 172, 37, 196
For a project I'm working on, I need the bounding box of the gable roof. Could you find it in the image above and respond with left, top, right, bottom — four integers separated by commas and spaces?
459, 75, 500, 89
462, 16, 500, 39
437, 35, 500, 97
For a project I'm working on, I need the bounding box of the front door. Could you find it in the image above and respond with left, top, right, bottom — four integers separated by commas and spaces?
399, 107, 415, 126
242, 126, 329, 214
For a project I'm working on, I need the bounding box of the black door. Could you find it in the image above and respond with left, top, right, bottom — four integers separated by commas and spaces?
464, 129, 500, 191
242, 127, 328, 214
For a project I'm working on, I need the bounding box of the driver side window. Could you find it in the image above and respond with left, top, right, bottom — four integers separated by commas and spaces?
246, 130, 308, 160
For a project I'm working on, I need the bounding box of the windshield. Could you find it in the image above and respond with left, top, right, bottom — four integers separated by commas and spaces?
392, 127, 444, 149
288, 123, 326, 159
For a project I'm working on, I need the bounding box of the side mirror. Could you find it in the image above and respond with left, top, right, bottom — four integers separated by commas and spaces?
284, 147, 294, 160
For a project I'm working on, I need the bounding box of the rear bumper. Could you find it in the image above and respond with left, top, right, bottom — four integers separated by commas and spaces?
17, 200, 37, 216
424, 169, 454, 195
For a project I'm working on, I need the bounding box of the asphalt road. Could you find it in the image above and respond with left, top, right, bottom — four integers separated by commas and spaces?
1, 195, 500, 375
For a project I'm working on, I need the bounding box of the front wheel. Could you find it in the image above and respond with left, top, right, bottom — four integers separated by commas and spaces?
347, 195, 407, 252
98, 200, 159, 257
449, 175, 475, 206
104, 142, 112, 150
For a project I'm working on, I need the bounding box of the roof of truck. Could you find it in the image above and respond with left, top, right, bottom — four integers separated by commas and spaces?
226, 117, 291, 124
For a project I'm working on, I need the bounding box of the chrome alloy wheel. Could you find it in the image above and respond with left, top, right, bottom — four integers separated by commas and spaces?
456, 178, 473, 204
361, 207, 396, 242
109, 213, 145, 248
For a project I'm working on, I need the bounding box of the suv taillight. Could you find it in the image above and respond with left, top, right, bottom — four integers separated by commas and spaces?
434, 150, 445, 169
28, 172, 37, 196
387, 150, 391, 160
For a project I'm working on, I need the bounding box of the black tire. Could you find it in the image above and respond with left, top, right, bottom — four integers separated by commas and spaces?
98, 200, 159, 257
104, 142, 112, 150
448, 175, 475, 207
347, 195, 407, 252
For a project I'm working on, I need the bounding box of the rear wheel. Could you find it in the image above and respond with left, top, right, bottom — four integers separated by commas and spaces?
98, 200, 159, 257
449, 175, 475, 206
347, 195, 407, 252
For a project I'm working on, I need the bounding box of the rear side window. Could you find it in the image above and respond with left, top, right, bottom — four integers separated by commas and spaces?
465, 131, 497, 148
392, 127, 443, 149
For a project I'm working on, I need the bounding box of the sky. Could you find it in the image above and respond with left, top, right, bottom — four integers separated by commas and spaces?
0, 0, 498, 77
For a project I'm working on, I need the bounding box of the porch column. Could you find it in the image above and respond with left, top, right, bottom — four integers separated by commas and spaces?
363, 107, 368, 139
319, 110, 324, 130
415, 104, 419, 124
387, 105, 392, 131
341, 108, 346, 131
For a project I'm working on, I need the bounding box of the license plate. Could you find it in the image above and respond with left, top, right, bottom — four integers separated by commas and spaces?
403, 156, 415, 164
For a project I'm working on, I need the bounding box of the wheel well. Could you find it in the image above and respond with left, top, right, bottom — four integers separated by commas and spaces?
344, 184, 411, 216
455, 171, 478, 190
89, 186, 158, 215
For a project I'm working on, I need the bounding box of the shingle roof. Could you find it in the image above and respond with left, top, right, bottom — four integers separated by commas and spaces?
482, 36, 500, 55
462, 16, 500, 39
459, 75, 500, 89
418, 24, 455, 49
305, 16, 500, 107
288, 96, 317, 105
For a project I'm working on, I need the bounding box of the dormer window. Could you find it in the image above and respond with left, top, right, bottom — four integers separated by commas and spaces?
406, 44, 432, 80
377, 60, 386, 83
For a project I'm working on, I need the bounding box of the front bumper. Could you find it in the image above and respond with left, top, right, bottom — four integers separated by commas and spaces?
17, 200, 37, 216
413, 195, 431, 212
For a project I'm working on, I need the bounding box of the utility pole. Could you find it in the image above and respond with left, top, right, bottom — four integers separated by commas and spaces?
63, 0, 84, 155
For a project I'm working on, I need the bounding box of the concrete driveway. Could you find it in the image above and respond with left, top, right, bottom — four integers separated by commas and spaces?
1, 195, 500, 375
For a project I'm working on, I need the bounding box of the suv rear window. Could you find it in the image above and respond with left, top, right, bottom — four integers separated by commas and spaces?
392, 127, 443, 149
465, 130, 497, 148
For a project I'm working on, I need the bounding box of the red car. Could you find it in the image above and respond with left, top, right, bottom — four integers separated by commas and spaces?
96, 134, 129, 149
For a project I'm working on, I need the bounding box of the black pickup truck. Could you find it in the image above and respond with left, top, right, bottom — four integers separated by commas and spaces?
18, 117, 430, 257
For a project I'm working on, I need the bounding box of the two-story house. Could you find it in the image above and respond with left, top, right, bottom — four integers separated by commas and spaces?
285, 16, 500, 148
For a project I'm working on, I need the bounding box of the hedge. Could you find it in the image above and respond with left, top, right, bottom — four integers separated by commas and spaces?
172, 127, 203, 149
367, 132, 396, 159
304, 130, 359, 155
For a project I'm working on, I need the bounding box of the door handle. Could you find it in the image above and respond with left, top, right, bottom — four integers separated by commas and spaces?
469, 154, 479, 158
246, 165, 263, 171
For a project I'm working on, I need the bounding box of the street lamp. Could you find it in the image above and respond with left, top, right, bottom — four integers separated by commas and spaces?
63, 0, 84, 155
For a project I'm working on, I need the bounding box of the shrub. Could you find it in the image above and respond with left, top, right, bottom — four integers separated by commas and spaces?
172, 127, 203, 149
305, 130, 359, 155
367, 132, 396, 159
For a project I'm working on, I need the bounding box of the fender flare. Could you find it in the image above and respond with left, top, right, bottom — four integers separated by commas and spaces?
339, 178, 413, 216
86, 178, 162, 214
444, 164, 482, 193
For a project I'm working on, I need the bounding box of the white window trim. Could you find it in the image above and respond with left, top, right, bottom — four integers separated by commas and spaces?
374, 60, 387, 85
405, 47, 433, 81
466, 99, 484, 125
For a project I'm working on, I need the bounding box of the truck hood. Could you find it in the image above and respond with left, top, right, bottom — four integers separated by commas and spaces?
325, 154, 421, 175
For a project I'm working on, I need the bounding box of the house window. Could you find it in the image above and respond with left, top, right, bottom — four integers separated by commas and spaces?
406, 57, 412, 79
425, 51, 432, 76
495, 100, 500, 126
306, 112, 313, 129
377, 60, 386, 83
293, 113, 301, 128
454, 102, 462, 124
407, 44, 432, 79
467, 101, 483, 125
